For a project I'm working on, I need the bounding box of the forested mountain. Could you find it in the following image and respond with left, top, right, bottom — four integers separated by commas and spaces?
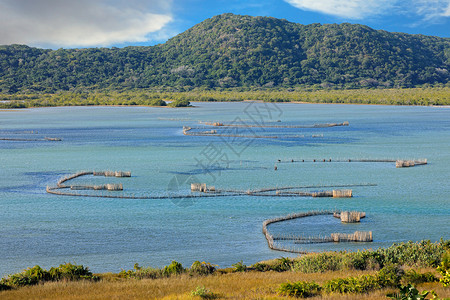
1, 13, 449, 93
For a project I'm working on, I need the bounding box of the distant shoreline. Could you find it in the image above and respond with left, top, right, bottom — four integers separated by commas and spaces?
1, 87, 449, 109
1, 101, 449, 111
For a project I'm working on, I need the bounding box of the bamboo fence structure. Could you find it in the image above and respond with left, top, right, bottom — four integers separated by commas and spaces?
276, 158, 428, 168
262, 210, 373, 253
333, 189, 353, 198
396, 159, 427, 168
200, 121, 349, 128
48, 173, 371, 200
70, 183, 123, 191
333, 211, 366, 223
183, 126, 278, 139
0, 137, 62, 142
331, 231, 373, 242
192, 183, 353, 198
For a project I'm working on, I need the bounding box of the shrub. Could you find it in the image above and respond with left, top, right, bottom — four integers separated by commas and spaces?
379, 240, 446, 268
0, 263, 96, 289
5, 273, 37, 287
118, 269, 135, 278
345, 250, 384, 270
49, 262, 94, 281
2, 265, 51, 287
162, 260, 184, 276
293, 253, 343, 273
118, 263, 163, 279
437, 250, 450, 287
272, 257, 294, 272
135, 267, 163, 279
168, 99, 190, 107
149, 99, 167, 106
376, 264, 404, 287
278, 281, 321, 298
252, 257, 293, 272
0, 281, 11, 291
232, 260, 247, 272
190, 286, 219, 299
190, 261, 216, 276
290, 240, 448, 275
401, 269, 437, 285
252, 262, 272, 272
386, 284, 434, 300
323, 275, 380, 294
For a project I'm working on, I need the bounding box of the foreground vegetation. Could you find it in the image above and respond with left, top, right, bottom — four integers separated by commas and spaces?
1, 240, 449, 299
0, 87, 449, 109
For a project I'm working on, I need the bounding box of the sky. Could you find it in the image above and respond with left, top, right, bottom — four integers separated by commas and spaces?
0, 0, 449, 49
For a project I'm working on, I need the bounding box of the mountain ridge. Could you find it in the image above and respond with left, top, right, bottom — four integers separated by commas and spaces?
1, 13, 449, 93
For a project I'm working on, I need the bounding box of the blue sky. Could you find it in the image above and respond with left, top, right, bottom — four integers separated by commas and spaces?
0, 0, 449, 48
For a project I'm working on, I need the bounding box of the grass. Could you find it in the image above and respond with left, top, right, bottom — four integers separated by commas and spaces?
1, 241, 448, 299
0, 269, 448, 299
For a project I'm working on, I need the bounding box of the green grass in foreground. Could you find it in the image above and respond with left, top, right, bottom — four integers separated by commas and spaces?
0, 87, 449, 109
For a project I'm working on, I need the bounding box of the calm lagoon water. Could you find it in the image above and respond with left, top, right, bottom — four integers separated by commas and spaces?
0, 102, 449, 276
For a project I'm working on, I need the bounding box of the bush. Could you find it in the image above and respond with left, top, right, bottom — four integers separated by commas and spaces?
376, 264, 404, 287
5, 272, 39, 287
252, 262, 272, 272
345, 250, 384, 270
0, 281, 11, 291
272, 257, 294, 272
190, 261, 216, 276
252, 257, 293, 272
118, 263, 163, 279
289, 240, 448, 275
190, 286, 219, 299
379, 240, 446, 268
293, 253, 343, 273
402, 269, 437, 285
168, 99, 190, 107
148, 99, 167, 106
323, 275, 381, 294
437, 250, 450, 287
2, 265, 52, 287
386, 284, 434, 300
278, 281, 321, 298
231, 260, 247, 272
0, 263, 96, 289
162, 260, 184, 276
49, 262, 94, 281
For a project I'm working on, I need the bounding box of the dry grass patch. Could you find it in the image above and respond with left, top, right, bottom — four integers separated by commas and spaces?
0, 270, 381, 300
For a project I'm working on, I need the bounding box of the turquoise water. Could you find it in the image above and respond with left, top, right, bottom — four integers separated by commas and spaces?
0, 102, 449, 276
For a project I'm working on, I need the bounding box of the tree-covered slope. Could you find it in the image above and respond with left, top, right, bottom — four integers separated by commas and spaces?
0, 13, 449, 93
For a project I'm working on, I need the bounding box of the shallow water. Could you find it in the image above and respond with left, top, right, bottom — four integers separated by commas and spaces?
0, 102, 449, 276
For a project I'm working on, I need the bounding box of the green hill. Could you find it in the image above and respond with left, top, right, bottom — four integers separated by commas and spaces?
1, 13, 449, 93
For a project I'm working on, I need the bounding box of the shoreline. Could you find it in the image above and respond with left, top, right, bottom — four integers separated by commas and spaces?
1, 101, 449, 111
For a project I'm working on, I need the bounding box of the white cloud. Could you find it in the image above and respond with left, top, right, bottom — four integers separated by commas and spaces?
444, 3, 450, 16
284, 0, 392, 19
285, 0, 450, 20
413, 0, 450, 19
0, 0, 172, 48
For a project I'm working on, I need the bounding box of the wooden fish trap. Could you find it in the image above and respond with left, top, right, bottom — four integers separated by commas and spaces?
333, 211, 366, 223
70, 183, 123, 191
331, 231, 373, 242
191, 183, 215, 192
396, 159, 427, 168
333, 189, 352, 198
